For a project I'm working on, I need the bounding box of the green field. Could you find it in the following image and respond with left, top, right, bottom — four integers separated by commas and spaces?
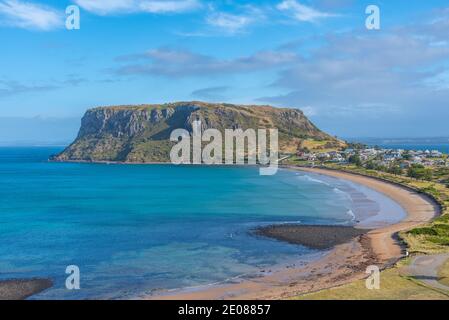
296, 266, 449, 300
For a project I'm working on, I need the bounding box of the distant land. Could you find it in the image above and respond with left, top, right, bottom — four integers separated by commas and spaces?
349, 137, 449, 144
348, 137, 449, 153
52, 102, 344, 163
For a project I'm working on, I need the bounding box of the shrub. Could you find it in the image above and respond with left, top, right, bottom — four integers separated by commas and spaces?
408, 227, 438, 236
388, 165, 403, 175
427, 236, 449, 246
348, 154, 362, 167
407, 164, 432, 180
435, 224, 449, 236
435, 215, 449, 223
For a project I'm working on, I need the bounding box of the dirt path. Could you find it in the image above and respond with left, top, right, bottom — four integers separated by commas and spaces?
402, 254, 449, 293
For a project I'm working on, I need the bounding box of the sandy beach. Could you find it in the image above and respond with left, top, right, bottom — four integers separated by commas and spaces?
147, 167, 439, 300
300, 168, 440, 263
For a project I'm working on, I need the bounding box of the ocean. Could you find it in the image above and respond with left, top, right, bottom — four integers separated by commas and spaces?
0, 147, 404, 299
353, 138, 449, 153
376, 144, 449, 153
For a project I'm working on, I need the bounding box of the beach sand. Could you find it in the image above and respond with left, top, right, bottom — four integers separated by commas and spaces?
147, 167, 439, 300
300, 168, 439, 263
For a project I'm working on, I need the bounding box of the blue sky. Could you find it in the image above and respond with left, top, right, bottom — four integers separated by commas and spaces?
1, 0, 449, 142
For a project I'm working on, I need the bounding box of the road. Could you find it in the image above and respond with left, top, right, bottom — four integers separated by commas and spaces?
402, 254, 449, 293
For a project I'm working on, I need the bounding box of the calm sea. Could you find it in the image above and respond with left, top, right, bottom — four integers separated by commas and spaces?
376, 144, 449, 153
0, 147, 402, 299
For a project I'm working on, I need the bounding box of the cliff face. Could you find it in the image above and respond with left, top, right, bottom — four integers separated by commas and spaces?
53, 101, 339, 163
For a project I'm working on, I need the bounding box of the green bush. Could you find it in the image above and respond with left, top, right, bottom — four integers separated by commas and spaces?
407, 164, 432, 181
388, 165, 403, 175
427, 236, 449, 246
408, 227, 438, 236
436, 215, 449, 223
419, 186, 440, 198
348, 154, 362, 167
435, 224, 449, 236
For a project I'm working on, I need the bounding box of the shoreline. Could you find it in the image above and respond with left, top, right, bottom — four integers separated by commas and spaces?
146, 166, 439, 300
297, 167, 440, 264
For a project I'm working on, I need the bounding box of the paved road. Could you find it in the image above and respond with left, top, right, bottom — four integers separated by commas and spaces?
403, 254, 449, 292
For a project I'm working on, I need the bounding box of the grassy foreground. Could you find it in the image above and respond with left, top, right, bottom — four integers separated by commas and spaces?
297, 263, 449, 300
438, 259, 449, 287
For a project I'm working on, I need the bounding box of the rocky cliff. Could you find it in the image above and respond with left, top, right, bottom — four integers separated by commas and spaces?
52, 101, 341, 163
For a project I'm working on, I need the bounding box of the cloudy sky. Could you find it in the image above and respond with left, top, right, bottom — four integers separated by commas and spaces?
1, 0, 449, 142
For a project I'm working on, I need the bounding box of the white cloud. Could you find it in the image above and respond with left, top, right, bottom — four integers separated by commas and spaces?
258, 13, 449, 136
115, 47, 297, 77
139, 0, 200, 13
206, 12, 253, 34
0, 0, 62, 30
277, 0, 335, 22
74, 0, 133, 15
74, 0, 201, 15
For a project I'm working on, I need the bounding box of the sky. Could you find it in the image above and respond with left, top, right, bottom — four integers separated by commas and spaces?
1, 0, 449, 143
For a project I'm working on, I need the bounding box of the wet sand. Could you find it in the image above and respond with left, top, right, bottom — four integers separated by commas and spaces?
0, 278, 53, 300
146, 167, 439, 300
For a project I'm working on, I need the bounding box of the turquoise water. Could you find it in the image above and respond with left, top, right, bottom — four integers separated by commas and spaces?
0, 147, 386, 299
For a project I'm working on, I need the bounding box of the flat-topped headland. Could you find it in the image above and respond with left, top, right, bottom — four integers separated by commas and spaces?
51, 101, 344, 163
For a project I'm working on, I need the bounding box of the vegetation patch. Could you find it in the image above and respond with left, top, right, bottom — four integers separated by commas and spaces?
295, 267, 449, 300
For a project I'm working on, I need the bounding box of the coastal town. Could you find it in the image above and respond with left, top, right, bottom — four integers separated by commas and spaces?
297, 145, 446, 167
289, 142, 449, 186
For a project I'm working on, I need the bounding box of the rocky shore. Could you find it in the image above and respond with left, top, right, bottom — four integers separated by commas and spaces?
0, 278, 53, 300
254, 225, 369, 250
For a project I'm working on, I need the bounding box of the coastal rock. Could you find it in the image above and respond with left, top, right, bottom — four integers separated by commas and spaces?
254, 224, 369, 249
53, 101, 339, 163
0, 278, 53, 300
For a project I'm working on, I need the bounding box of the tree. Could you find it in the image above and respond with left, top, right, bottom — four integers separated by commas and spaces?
365, 161, 377, 170
388, 165, 403, 175
407, 164, 432, 181
349, 154, 362, 167
402, 151, 412, 160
